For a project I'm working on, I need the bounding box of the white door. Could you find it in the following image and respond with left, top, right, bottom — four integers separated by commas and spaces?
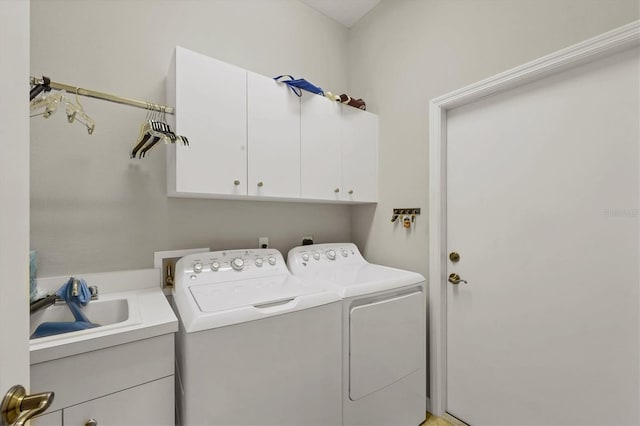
445, 47, 639, 424
0, 0, 32, 415
247, 72, 300, 197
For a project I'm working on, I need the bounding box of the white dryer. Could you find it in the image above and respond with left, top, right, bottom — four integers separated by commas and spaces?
288, 243, 426, 426
172, 248, 342, 426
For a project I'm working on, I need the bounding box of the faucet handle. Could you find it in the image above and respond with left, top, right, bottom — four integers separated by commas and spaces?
89, 286, 99, 300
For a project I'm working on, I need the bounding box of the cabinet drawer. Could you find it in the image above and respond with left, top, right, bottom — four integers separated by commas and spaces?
63, 376, 174, 426
31, 334, 174, 412
32, 410, 62, 426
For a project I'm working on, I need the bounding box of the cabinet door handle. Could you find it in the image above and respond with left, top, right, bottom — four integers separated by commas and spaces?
233, 180, 240, 186
85, 419, 98, 426
348, 190, 354, 195
334, 188, 340, 193
257, 181, 264, 187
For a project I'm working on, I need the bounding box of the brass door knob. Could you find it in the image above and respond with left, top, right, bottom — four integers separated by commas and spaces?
448, 273, 467, 285
1, 385, 54, 426
449, 252, 460, 262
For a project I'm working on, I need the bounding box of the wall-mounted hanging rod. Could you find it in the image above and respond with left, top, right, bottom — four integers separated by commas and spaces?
30, 76, 174, 114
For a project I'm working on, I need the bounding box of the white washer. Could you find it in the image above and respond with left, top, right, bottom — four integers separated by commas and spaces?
172, 248, 342, 426
288, 243, 426, 426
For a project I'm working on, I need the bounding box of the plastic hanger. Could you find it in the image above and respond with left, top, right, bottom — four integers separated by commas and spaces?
65, 88, 96, 134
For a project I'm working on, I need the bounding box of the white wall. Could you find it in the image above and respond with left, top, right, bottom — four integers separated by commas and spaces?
30, 0, 351, 276
348, 0, 639, 276
347, 0, 639, 400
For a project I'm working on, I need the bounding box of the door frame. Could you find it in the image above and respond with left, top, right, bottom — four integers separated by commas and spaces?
427, 20, 640, 416
0, 0, 31, 399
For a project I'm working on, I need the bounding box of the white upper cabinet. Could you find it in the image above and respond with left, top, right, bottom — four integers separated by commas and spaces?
247, 72, 300, 198
168, 46, 247, 196
167, 47, 377, 203
301, 93, 342, 201
341, 107, 378, 202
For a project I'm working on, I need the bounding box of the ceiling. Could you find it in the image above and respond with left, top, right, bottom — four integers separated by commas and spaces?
300, 0, 381, 28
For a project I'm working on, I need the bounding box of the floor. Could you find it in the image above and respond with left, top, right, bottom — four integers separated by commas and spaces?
421, 412, 452, 426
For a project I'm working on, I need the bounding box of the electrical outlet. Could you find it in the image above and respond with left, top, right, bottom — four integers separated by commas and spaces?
259, 237, 269, 249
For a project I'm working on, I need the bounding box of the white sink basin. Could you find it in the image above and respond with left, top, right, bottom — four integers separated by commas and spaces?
30, 298, 129, 337
29, 270, 178, 365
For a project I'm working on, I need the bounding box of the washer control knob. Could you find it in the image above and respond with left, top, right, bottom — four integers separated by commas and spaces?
255, 258, 264, 267
231, 257, 244, 271
341, 249, 348, 257
313, 252, 320, 260
193, 262, 203, 273
302, 253, 310, 261
326, 249, 336, 260
268, 256, 277, 266
211, 261, 220, 271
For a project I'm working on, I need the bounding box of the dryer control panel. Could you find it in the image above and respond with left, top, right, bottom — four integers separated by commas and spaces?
175, 249, 287, 285
287, 243, 366, 274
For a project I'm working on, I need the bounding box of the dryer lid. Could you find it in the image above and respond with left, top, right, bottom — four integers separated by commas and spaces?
298, 264, 424, 298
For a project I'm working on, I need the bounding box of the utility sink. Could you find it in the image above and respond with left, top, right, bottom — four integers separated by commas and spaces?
29, 285, 177, 365
29, 298, 129, 337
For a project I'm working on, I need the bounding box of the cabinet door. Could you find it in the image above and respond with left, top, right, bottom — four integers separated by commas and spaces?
63, 377, 174, 426
300, 94, 342, 200
172, 46, 247, 196
341, 107, 378, 202
247, 72, 300, 197
31, 410, 62, 426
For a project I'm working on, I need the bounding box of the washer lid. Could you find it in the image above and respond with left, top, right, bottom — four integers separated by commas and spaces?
190, 274, 316, 313
174, 273, 341, 333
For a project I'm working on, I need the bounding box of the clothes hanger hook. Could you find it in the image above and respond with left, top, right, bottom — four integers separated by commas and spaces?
74, 87, 84, 111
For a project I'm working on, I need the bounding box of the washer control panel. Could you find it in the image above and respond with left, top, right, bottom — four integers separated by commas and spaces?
175, 249, 286, 284
287, 243, 365, 272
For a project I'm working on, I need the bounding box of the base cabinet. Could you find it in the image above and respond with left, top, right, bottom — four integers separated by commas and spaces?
31, 334, 174, 426
32, 378, 173, 426
32, 410, 62, 426
66, 377, 173, 426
